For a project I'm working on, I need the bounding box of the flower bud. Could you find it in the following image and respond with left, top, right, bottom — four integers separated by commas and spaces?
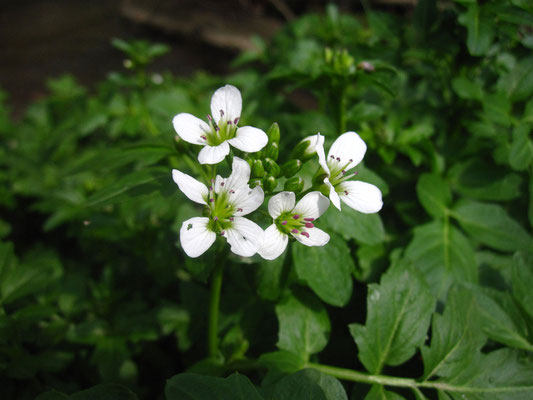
263, 142, 279, 161
266, 122, 280, 144
263, 157, 281, 177
281, 159, 302, 178
264, 175, 277, 192
291, 135, 321, 161
252, 159, 265, 178
250, 178, 263, 189
284, 177, 304, 193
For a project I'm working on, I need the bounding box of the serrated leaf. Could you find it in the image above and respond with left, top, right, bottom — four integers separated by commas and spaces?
349, 263, 435, 373
432, 348, 533, 400
416, 174, 452, 218
452, 199, 532, 252
512, 252, 533, 319
471, 287, 533, 352
421, 287, 486, 381
404, 221, 477, 300
458, 4, 494, 56
322, 209, 385, 245
498, 56, 533, 102
270, 369, 347, 400
165, 373, 263, 400
69, 383, 138, 400
275, 290, 330, 358
509, 124, 533, 171
292, 233, 354, 306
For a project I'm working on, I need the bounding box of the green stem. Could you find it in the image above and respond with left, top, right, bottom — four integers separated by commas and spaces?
207, 255, 225, 358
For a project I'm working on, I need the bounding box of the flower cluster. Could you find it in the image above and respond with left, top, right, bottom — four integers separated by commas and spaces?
172, 85, 383, 259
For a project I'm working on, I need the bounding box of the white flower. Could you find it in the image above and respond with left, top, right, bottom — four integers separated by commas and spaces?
258, 191, 330, 260
313, 131, 383, 213
173, 85, 268, 165
172, 157, 264, 258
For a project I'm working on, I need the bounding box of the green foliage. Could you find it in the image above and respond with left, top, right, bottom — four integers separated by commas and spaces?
1, 1, 533, 398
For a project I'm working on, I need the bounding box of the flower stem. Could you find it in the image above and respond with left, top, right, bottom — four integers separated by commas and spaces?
207, 255, 225, 358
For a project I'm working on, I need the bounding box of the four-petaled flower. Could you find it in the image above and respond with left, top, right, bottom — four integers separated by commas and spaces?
173, 85, 268, 165
314, 131, 383, 213
173, 157, 264, 258
258, 191, 330, 260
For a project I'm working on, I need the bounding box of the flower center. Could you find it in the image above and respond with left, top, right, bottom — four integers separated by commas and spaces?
202, 111, 239, 146
205, 180, 237, 233
327, 153, 358, 186
275, 212, 315, 237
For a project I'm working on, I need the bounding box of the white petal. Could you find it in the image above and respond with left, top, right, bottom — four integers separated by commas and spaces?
314, 133, 330, 175
324, 177, 341, 210
228, 126, 268, 153
232, 186, 264, 216
339, 181, 383, 214
225, 217, 263, 257
180, 217, 216, 257
292, 227, 330, 247
225, 156, 251, 191
172, 169, 208, 205
172, 113, 210, 145
268, 191, 295, 219
198, 141, 230, 165
258, 224, 288, 260
293, 191, 330, 219
328, 131, 367, 171
301, 133, 321, 157
210, 84, 242, 124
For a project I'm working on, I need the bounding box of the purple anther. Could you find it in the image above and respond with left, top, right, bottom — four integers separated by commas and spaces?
221, 182, 225, 186
336, 157, 341, 162
220, 109, 224, 117
220, 231, 225, 236
344, 190, 349, 195
304, 217, 315, 222
201, 135, 207, 140
291, 228, 299, 234
213, 216, 219, 221
207, 114, 213, 122
227, 120, 232, 125
229, 217, 234, 222
234, 117, 239, 124
209, 185, 213, 191
301, 232, 310, 238
209, 198, 215, 203
353, 171, 358, 176
349, 159, 353, 162
281, 220, 287, 225
237, 208, 243, 212
293, 214, 300, 219
330, 155, 335, 159
215, 125, 220, 132
230, 190, 235, 194
305, 222, 314, 228
342, 170, 346, 175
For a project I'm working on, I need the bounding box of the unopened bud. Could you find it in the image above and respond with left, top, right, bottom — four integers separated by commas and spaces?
266, 122, 280, 144
263, 142, 279, 160
284, 176, 304, 193
264, 175, 277, 192
291, 134, 321, 161
264, 158, 281, 177
250, 178, 263, 189
281, 159, 302, 178
252, 160, 265, 178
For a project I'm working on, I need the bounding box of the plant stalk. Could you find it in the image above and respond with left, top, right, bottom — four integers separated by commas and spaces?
207, 257, 225, 358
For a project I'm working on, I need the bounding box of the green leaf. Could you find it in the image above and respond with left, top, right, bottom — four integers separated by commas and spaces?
452, 199, 532, 252
512, 251, 533, 319
458, 4, 494, 56
292, 233, 354, 306
365, 385, 407, 400
258, 350, 306, 375
165, 373, 263, 400
448, 160, 522, 201
451, 76, 483, 100
404, 221, 477, 300
509, 124, 533, 171
421, 287, 486, 381
482, 93, 512, 126
416, 174, 452, 218
270, 369, 347, 400
433, 348, 533, 399
69, 384, 138, 400
322, 209, 385, 245
275, 290, 330, 358
349, 263, 435, 373
347, 103, 384, 123
498, 56, 533, 103
256, 250, 288, 301
523, 98, 533, 124
471, 287, 533, 352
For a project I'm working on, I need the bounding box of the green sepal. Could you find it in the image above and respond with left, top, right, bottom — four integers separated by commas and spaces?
264, 176, 278, 192
267, 122, 280, 144
264, 158, 281, 177
252, 160, 265, 178
281, 159, 303, 178
263, 142, 279, 160
284, 177, 304, 193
